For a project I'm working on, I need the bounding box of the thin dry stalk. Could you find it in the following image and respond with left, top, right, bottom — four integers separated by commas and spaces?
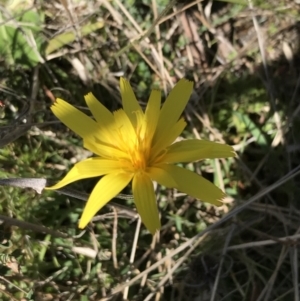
112, 207, 118, 269
140, 235, 158, 288
247, 0, 283, 147
112, 0, 173, 84
143, 234, 209, 301
227, 233, 300, 251
257, 246, 289, 301
151, 0, 166, 93
0, 214, 68, 238
210, 224, 236, 301
292, 245, 299, 301
122, 217, 141, 300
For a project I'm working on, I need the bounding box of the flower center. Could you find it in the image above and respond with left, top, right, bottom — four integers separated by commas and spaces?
129, 136, 148, 171
113, 110, 153, 173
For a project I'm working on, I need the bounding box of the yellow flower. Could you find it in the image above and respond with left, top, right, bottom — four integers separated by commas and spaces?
48, 78, 235, 234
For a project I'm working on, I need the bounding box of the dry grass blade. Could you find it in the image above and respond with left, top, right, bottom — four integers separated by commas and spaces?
143, 234, 209, 301
210, 224, 236, 301
110, 0, 177, 59
291, 246, 299, 301
123, 217, 142, 300
248, 0, 283, 147
256, 246, 289, 301
227, 233, 300, 250
112, 208, 119, 269
0, 214, 68, 238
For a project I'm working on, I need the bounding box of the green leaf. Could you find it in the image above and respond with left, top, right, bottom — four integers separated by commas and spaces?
0, 10, 43, 67
45, 21, 105, 56
233, 111, 268, 145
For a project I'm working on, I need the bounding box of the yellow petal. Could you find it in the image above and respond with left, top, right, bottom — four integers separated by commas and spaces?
151, 118, 186, 162
84, 93, 114, 125
79, 172, 133, 228
132, 173, 160, 234
153, 79, 193, 145
85, 134, 128, 159
155, 164, 225, 206
51, 98, 99, 141
51, 98, 115, 156
78, 133, 121, 157
113, 109, 136, 140
120, 78, 142, 126
112, 109, 139, 156
84, 93, 118, 145
145, 89, 161, 140
161, 139, 236, 163
47, 158, 123, 190
146, 166, 177, 187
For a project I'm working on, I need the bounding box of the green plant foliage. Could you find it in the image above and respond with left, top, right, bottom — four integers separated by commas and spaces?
233, 111, 268, 145
45, 21, 105, 56
0, 9, 44, 67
